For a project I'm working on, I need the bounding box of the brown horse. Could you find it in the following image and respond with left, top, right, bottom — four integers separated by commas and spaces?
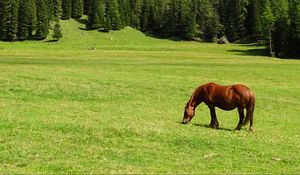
182, 82, 256, 131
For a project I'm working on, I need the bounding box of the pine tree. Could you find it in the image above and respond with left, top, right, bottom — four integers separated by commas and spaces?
18, 0, 35, 40
245, 0, 265, 41
35, 0, 49, 40
83, 0, 91, 15
72, 0, 83, 19
118, 0, 130, 27
86, 0, 104, 29
184, 14, 197, 40
286, 0, 300, 57
0, 1, 5, 37
47, 0, 55, 21
1, 0, 18, 41
62, 0, 72, 19
261, 0, 275, 56
129, 0, 143, 29
224, 0, 249, 41
105, 0, 122, 30
52, 20, 63, 41
54, 0, 62, 19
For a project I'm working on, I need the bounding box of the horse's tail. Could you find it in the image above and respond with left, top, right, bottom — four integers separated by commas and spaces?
243, 89, 256, 126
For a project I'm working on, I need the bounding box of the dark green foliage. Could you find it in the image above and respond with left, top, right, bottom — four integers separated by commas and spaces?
224, 0, 249, 42
18, 0, 35, 40
105, 0, 122, 30
193, 0, 221, 41
129, 0, 143, 29
245, 0, 264, 41
0, 1, 3, 36
286, 0, 300, 57
54, 0, 62, 19
83, 0, 91, 15
35, 0, 49, 40
72, 0, 83, 19
86, 0, 104, 29
1, 0, 18, 41
118, 0, 131, 27
62, 0, 72, 20
261, 0, 275, 56
52, 21, 63, 40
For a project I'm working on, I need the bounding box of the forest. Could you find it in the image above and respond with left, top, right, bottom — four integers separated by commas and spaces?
0, 0, 299, 58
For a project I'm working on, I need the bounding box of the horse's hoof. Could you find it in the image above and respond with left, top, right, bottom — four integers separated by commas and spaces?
234, 127, 241, 131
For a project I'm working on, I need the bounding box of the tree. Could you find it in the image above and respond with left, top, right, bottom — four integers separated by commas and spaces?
224, 0, 249, 42
245, 0, 265, 41
18, 0, 36, 40
35, 0, 49, 40
261, 0, 275, 56
72, 0, 83, 19
129, 0, 143, 29
1, 0, 18, 41
286, 0, 300, 57
62, 0, 72, 19
104, 0, 122, 30
118, 0, 130, 27
53, 0, 62, 19
52, 20, 63, 41
86, 0, 104, 29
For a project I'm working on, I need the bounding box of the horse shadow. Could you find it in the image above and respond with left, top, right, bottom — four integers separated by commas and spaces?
180, 122, 233, 132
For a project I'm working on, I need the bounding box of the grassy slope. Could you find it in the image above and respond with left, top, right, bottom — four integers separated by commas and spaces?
0, 19, 299, 174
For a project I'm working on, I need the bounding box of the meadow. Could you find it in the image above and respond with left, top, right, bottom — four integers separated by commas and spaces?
0, 19, 299, 174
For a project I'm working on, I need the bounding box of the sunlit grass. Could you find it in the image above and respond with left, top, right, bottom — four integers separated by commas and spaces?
0, 18, 299, 174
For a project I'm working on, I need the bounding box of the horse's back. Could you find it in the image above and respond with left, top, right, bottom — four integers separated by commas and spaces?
201, 82, 255, 110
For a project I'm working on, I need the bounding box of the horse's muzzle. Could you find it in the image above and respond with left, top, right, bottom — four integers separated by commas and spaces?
181, 120, 189, 124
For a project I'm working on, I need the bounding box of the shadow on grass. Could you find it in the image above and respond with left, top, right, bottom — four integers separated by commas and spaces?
192, 123, 233, 132
227, 44, 268, 57
179, 122, 233, 132
228, 49, 267, 56
45, 39, 59, 43
75, 18, 88, 25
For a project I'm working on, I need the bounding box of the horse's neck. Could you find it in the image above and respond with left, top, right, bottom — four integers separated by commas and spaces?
189, 90, 202, 109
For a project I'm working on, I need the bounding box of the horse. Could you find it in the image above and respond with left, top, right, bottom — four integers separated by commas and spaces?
182, 82, 256, 131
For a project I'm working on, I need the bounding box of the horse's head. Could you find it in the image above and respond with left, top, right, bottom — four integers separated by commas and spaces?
182, 103, 195, 124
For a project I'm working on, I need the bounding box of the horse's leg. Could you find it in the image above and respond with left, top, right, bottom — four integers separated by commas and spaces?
209, 106, 219, 129
235, 108, 245, 131
246, 107, 254, 131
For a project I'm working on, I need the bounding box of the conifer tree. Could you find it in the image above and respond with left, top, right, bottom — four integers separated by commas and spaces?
245, 0, 264, 41
224, 0, 249, 41
118, 0, 128, 27
54, 0, 62, 19
1, 0, 18, 41
35, 0, 49, 40
286, 0, 300, 57
0, 1, 4, 36
72, 0, 83, 19
86, 0, 104, 29
105, 0, 122, 30
261, 0, 275, 56
83, 0, 91, 15
52, 20, 63, 41
62, 0, 72, 19
129, 0, 143, 29
18, 0, 35, 40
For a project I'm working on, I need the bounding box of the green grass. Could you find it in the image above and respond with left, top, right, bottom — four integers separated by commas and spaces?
0, 18, 299, 174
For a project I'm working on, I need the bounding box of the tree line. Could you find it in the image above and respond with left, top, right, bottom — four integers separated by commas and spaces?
0, 0, 299, 58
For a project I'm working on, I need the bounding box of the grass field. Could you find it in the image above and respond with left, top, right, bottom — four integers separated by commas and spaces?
0, 19, 299, 174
